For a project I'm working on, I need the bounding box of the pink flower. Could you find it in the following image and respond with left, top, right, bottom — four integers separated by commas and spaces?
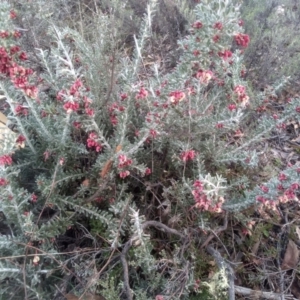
15, 104, 28, 116
0, 155, 13, 166
10, 45, 20, 55
218, 50, 232, 60
234, 33, 250, 48
73, 121, 81, 129
228, 104, 237, 111
216, 123, 224, 129
192, 21, 203, 29
195, 69, 213, 84
260, 185, 269, 193
278, 173, 287, 181
119, 170, 130, 179
43, 151, 50, 161
0, 178, 8, 186
212, 35, 220, 43
290, 183, 299, 190
63, 101, 80, 113
56, 90, 65, 101
120, 93, 128, 101
10, 10, 17, 19
145, 168, 151, 175
238, 19, 244, 27
31, 194, 38, 203
169, 91, 185, 104
69, 79, 83, 95
0, 31, 10, 38
24, 85, 38, 98
284, 189, 296, 200
87, 133, 102, 152
118, 154, 132, 168
193, 50, 200, 56
213, 22, 223, 30
59, 157, 65, 165
19, 52, 28, 61
13, 31, 21, 38
136, 87, 148, 99
149, 129, 157, 138
85, 108, 94, 116
180, 150, 196, 162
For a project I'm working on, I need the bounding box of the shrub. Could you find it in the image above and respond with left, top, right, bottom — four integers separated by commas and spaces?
0, 0, 299, 299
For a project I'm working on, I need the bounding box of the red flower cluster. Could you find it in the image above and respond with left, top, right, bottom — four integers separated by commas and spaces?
63, 101, 79, 113
108, 102, 125, 126
169, 90, 185, 104
118, 154, 132, 179
192, 21, 203, 29
234, 33, 250, 48
213, 22, 223, 30
118, 154, 132, 168
218, 49, 232, 60
135, 87, 148, 100
180, 150, 196, 162
87, 132, 102, 152
0, 155, 13, 166
15, 104, 28, 116
0, 178, 8, 186
195, 69, 214, 84
192, 180, 224, 213
57, 79, 94, 115
233, 85, 249, 106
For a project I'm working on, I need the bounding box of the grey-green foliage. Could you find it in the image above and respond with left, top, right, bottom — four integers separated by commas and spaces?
241, 0, 300, 87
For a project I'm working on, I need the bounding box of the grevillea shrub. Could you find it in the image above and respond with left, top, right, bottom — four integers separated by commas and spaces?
0, 0, 299, 299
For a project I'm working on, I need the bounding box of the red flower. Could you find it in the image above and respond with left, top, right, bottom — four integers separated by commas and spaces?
119, 170, 130, 179
193, 49, 200, 56
260, 185, 269, 193
169, 90, 185, 104
24, 85, 38, 98
63, 101, 79, 113
87, 133, 102, 152
278, 173, 287, 181
120, 93, 128, 101
195, 69, 213, 84
0, 155, 13, 166
180, 150, 196, 162
295, 107, 300, 113
212, 35, 220, 43
31, 194, 38, 203
0, 31, 10, 38
149, 129, 157, 138
192, 21, 203, 29
145, 168, 151, 175
69, 78, 83, 95
234, 33, 250, 48
213, 22, 223, 30
238, 19, 244, 27
0, 178, 8, 186
218, 50, 232, 60
228, 104, 237, 111
216, 123, 224, 129
13, 31, 21, 38
16, 135, 26, 147
73, 121, 81, 129
136, 87, 148, 99
15, 104, 28, 116
85, 108, 94, 116
19, 52, 28, 60
10, 45, 20, 55
10, 10, 17, 19
118, 154, 132, 168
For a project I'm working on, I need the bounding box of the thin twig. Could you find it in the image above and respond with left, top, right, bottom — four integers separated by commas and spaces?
201, 211, 228, 248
